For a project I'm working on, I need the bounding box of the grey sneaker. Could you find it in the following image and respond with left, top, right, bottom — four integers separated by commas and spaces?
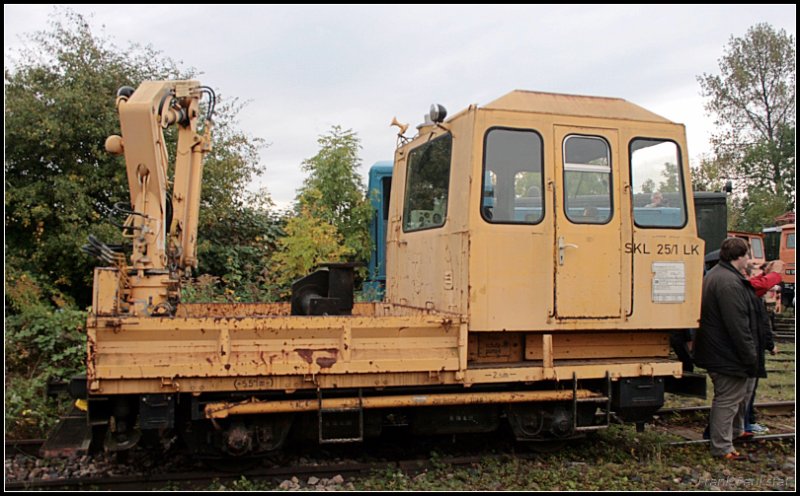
749, 423, 769, 434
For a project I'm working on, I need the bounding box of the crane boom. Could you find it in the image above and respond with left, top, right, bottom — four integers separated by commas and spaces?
103, 80, 213, 315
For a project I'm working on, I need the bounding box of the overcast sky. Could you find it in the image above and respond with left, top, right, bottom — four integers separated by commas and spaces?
4, 5, 796, 210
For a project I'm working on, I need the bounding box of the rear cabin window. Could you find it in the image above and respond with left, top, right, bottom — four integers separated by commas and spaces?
751, 237, 764, 258
630, 139, 687, 228
403, 133, 452, 232
481, 128, 544, 224
787, 233, 796, 249
563, 135, 612, 224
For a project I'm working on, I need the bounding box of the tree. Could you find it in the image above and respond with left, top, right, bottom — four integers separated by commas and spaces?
271, 192, 355, 291
4, 9, 270, 309
194, 189, 285, 302
4, 9, 277, 438
297, 125, 372, 261
690, 153, 729, 192
697, 23, 796, 210
658, 163, 681, 193
272, 126, 372, 288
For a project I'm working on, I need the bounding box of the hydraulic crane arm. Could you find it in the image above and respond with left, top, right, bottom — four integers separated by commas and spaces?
103, 80, 213, 315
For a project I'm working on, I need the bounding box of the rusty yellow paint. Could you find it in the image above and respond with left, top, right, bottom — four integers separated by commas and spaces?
87, 87, 701, 403
542, 334, 554, 369
525, 332, 669, 360
86, 356, 682, 396
464, 359, 681, 385
87, 304, 464, 387
92, 268, 120, 316
384, 91, 702, 332
467, 333, 524, 363
204, 389, 604, 418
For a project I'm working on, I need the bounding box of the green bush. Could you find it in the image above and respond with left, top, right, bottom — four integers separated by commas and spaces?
4, 375, 70, 440
5, 306, 86, 379
5, 303, 86, 438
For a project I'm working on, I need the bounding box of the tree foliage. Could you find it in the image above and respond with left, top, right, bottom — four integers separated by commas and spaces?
690, 154, 729, 193
5, 257, 88, 438
298, 126, 372, 260
697, 22, 796, 217
726, 189, 789, 233
4, 9, 279, 437
272, 126, 371, 287
4, 9, 274, 309
271, 193, 356, 291
192, 190, 285, 302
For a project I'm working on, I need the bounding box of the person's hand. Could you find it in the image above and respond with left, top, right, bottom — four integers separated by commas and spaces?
767, 260, 784, 274
770, 345, 778, 355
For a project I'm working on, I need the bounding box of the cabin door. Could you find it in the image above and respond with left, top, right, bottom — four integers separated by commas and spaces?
552, 126, 622, 319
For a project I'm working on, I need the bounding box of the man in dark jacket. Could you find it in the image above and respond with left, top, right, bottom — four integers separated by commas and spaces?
694, 237, 759, 460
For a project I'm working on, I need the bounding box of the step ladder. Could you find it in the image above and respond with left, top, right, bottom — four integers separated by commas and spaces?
572, 371, 612, 432
40, 405, 92, 458
317, 388, 364, 443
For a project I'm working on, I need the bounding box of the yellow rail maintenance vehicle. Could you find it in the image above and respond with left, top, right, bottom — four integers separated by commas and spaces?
65, 81, 705, 457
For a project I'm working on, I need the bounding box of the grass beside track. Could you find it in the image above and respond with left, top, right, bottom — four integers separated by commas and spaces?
664, 342, 795, 409
200, 426, 794, 491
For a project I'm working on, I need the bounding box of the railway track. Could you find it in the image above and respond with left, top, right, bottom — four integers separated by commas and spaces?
667, 432, 796, 446
656, 400, 795, 417
653, 400, 795, 447
7, 429, 796, 491
773, 312, 795, 342
4, 438, 45, 458
7, 402, 794, 490
4, 458, 378, 491
5, 437, 544, 491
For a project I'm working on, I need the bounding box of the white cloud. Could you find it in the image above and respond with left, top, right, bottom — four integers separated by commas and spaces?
5, 4, 796, 205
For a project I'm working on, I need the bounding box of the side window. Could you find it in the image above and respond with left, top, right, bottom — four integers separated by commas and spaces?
630, 139, 687, 228
403, 134, 452, 232
751, 237, 764, 259
481, 128, 544, 224
381, 176, 392, 221
563, 135, 611, 224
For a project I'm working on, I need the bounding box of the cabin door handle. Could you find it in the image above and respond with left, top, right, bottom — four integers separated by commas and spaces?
558, 236, 579, 266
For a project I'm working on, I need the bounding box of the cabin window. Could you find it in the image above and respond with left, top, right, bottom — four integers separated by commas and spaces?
403, 133, 452, 232
381, 176, 392, 221
481, 128, 544, 224
562, 135, 612, 224
751, 237, 764, 259
630, 139, 687, 228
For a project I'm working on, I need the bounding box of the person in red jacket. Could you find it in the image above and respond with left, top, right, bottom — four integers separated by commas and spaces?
743, 260, 783, 434
749, 261, 784, 297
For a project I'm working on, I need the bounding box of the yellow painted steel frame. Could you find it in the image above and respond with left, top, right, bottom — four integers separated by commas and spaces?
87, 302, 681, 397
87, 89, 691, 418
205, 390, 604, 419
88, 302, 464, 394
385, 91, 704, 332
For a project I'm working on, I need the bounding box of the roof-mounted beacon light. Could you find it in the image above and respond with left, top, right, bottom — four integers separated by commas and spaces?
429, 104, 447, 123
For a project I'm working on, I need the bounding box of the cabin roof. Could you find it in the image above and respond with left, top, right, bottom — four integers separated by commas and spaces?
483, 90, 673, 124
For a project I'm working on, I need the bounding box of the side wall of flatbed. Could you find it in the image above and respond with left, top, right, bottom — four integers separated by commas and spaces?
87, 301, 680, 396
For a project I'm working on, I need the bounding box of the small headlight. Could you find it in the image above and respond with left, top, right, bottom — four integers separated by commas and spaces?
429, 104, 447, 123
